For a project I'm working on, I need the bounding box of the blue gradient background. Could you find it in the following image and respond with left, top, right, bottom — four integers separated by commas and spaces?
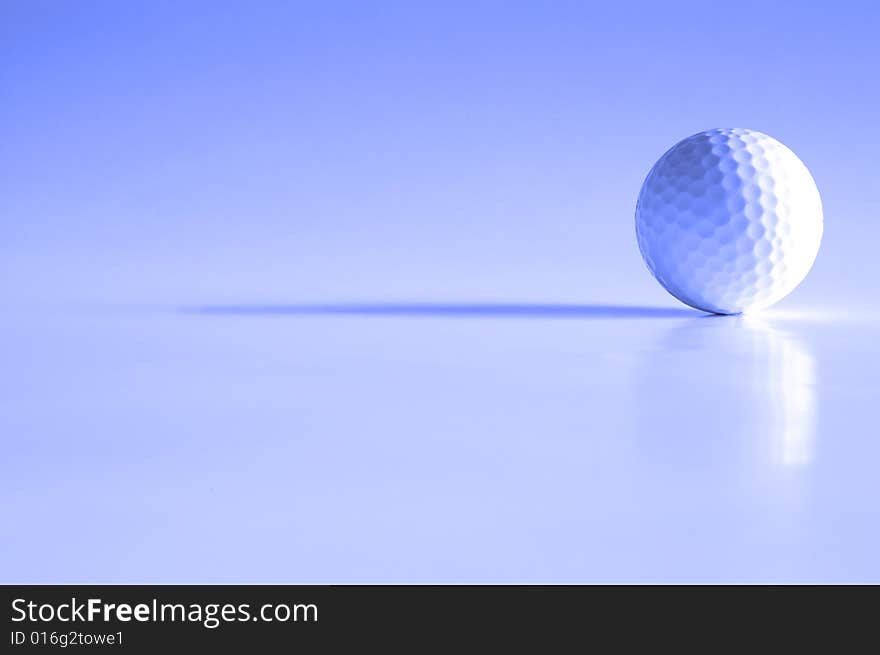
2, 1, 879, 582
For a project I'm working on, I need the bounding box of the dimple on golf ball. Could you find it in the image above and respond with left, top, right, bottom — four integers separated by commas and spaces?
635, 128, 823, 314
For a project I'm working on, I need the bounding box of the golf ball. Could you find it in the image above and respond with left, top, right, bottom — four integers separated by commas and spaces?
635, 128, 822, 314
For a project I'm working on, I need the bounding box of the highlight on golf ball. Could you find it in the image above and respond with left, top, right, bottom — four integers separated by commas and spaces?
635, 128, 823, 315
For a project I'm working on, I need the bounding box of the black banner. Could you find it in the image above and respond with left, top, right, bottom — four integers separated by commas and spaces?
1, 585, 874, 650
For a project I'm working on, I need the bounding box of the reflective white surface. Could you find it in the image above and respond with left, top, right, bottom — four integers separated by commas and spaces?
3, 1, 879, 585
2, 305, 878, 582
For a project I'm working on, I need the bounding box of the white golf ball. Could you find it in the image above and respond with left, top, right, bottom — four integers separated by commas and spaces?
635, 128, 823, 314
